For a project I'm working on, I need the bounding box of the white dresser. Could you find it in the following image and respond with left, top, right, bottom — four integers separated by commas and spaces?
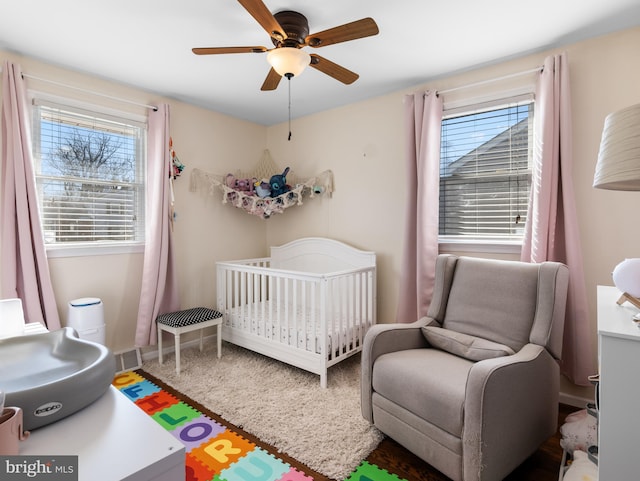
597, 285, 640, 479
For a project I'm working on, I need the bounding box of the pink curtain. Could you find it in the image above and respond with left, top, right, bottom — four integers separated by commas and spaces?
1, 61, 60, 329
396, 92, 443, 323
135, 104, 180, 346
521, 53, 595, 386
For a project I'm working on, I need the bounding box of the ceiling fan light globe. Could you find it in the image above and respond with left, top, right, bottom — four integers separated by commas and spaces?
267, 48, 310, 77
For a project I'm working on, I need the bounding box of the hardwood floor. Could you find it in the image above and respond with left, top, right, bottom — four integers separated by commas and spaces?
365, 404, 578, 481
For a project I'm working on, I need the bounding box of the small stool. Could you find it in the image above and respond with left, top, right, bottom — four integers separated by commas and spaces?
157, 307, 223, 374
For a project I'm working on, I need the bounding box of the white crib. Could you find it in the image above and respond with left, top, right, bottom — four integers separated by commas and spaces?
216, 237, 377, 388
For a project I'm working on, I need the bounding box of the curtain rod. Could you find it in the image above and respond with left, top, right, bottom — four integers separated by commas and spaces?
0, 66, 158, 111
23, 73, 159, 111
436, 66, 543, 96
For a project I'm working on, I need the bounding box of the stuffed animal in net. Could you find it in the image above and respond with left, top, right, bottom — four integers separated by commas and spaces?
235, 177, 256, 194
254, 179, 271, 198
269, 167, 290, 197
225, 173, 256, 194
225, 173, 236, 189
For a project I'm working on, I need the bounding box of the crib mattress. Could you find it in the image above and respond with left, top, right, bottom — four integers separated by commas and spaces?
224, 300, 367, 355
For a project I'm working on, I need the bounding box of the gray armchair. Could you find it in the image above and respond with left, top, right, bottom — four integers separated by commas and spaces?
362, 254, 569, 481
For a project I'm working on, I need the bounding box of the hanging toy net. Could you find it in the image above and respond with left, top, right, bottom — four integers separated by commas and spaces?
189, 149, 334, 219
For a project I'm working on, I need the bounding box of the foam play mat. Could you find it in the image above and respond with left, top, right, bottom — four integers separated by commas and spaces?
113, 371, 407, 481
344, 462, 407, 481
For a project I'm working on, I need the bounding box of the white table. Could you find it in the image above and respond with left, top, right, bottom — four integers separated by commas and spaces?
20, 386, 185, 481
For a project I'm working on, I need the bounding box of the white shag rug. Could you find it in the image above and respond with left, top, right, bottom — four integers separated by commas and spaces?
142, 342, 384, 480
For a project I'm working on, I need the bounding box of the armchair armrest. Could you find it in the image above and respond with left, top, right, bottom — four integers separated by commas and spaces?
462, 344, 560, 481
361, 317, 434, 422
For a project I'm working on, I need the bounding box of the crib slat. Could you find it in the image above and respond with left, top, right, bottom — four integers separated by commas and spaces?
233, 270, 240, 324
291, 278, 297, 348
300, 278, 306, 351
310, 279, 317, 354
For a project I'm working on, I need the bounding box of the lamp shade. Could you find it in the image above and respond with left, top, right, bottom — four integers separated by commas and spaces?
267, 47, 310, 77
593, 103, 640, 190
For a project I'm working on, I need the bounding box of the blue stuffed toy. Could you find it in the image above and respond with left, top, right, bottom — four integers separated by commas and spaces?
269, 167, 290, 197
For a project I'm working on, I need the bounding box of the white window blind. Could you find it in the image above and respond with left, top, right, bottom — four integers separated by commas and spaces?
439, 99, 533, 241
32, 99, 146, 246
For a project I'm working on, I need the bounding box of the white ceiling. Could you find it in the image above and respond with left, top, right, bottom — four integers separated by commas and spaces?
2, 0, 640, 126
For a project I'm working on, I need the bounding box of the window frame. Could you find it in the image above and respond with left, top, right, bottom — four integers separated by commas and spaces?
30, 93, 147, 257
438, 93, 534, 253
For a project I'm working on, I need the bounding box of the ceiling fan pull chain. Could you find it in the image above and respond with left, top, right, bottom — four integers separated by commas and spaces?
287, 74, 292, 141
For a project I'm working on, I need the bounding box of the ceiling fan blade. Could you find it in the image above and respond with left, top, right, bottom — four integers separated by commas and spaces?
192, 46, 267, 55
237, 0, 287, 40
261, 68, 282, 91
305, 18, 379, 48
309, 54, 359, 85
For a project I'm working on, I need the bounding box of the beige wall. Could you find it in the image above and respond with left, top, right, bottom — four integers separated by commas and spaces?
2, 27, 639, 398
264, 27, 640, 399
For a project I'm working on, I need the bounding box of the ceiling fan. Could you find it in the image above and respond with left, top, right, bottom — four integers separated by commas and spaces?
192, 0, 379, 91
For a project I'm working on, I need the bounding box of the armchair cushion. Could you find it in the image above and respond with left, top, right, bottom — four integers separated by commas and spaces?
442, 257, 540, 352
422, 326, 515, 361
372, 348, 473, 437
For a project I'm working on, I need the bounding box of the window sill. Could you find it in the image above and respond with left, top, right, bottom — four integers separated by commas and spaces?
438, 238, 522, 255
46, 242, 144, 258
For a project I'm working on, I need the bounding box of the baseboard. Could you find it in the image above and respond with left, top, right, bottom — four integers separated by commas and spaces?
140, 336, 212, 363
559, 391, 593, 409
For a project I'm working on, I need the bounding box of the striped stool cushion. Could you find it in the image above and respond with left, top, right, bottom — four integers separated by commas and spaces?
156, 307, 222, 328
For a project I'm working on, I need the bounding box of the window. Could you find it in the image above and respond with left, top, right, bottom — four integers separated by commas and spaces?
439, 99, 533, 244
32, 99, 146, 249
